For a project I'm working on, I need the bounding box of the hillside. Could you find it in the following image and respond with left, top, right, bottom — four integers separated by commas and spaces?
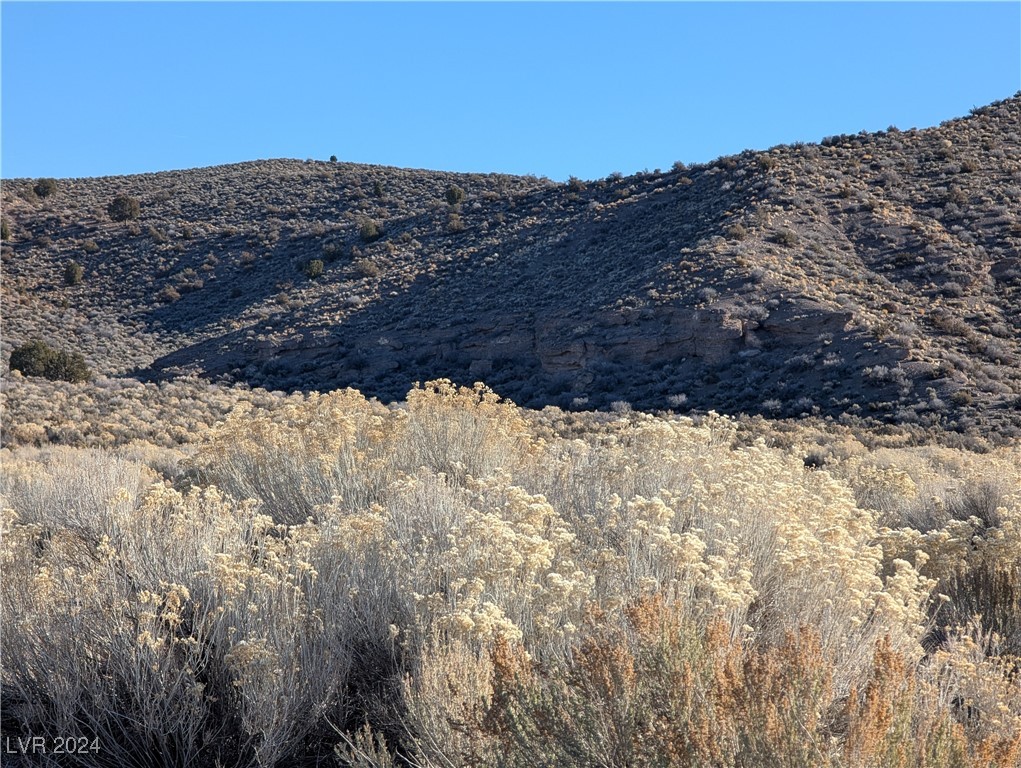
3, 95, 1021, 443
3, 97, 1021, 768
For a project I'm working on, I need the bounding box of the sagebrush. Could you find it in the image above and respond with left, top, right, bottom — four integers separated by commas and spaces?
2, 381, 1019, 767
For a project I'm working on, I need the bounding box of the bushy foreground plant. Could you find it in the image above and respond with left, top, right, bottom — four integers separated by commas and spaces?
2, 382, 1019, 767
828, 444, 1021, 657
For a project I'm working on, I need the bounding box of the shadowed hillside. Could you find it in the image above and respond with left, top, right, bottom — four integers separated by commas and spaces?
3, 94, 1020, 442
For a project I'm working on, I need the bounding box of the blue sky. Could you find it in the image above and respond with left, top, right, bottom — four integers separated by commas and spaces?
2, 2, 1019, 181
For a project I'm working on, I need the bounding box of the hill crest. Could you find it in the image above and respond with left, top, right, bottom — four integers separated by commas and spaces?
3, 94, 1020, 443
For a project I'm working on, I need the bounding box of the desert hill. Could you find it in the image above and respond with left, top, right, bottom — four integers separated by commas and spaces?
2, 94, 1020, 443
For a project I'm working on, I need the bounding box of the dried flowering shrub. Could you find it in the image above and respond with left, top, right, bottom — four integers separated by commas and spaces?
1, 381, 1018, 766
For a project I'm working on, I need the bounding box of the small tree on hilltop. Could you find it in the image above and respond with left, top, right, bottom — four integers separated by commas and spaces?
445, 184, 465, 206
108, 195, 141, 222
34, 178, 58, 198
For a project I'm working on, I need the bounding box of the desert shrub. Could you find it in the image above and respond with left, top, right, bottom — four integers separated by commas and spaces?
884, 476, 1021, 654
146, 224, 169, 244
8, 340, 91, 382
304, 258, 324, 279
321, 241, 345, 262
399, 380, 532, 482
175, 267, 204, 293
157, 285, 181, 303
64, 259, 84, 285
446, 212, 465, 234
402, 597, 1017, 768
107, 194, 140, 222
45, 349, 92, 383
951, 390, 973, 406
4, 389, 1021, 766
82, 239, 99, 253
1, 218, 10, 240
445, 184, 465, 206
9, 340, 57, 378
474, 610, 835, 768
726, 222, 748, 240
831, 444, 1021, 657
0, 471, 357, 767
330, 154, 338, 162
34, 178, 58, 198
774, 228, 799, 247
959, 157, 979, 173
699, 286, 719, 302
567, 176, 586, 192
359, 217, 383, 243
192, 389, 399, 524
353, 257, 380, 278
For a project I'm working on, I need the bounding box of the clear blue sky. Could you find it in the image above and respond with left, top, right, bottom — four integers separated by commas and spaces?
2, 2, 1019, 181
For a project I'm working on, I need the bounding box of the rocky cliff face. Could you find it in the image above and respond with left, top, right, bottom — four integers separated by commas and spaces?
3, 95, 1020, 436
141, 287, 908, 419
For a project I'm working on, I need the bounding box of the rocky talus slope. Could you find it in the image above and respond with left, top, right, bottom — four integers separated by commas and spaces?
3, 95, 1020, 440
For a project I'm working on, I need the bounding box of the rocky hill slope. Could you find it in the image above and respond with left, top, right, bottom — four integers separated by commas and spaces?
3, 95, 1020, 441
